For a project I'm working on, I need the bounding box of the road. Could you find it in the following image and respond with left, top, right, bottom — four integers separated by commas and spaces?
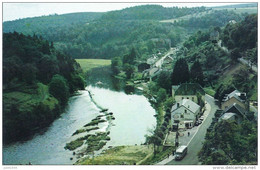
154, 48, 175, 68
166, 95, 218, 165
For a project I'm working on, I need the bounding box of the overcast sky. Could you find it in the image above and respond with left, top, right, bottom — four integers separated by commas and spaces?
3, 1, 255, 22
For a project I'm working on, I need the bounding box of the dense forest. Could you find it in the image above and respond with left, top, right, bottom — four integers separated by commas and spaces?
3, 5, 245, 60
3, 32, 85, 144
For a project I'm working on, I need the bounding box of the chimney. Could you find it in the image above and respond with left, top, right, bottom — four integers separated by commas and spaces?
239, 93, 247, 100
240, 93, 246, 97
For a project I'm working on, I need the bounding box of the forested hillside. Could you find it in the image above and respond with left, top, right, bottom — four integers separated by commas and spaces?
3, 32, 85, 144
175, 14, 257, 101
221, 14, 257, 62
3, 12, 103, 37
175, 10, 243, 28
100, 5, 206, 20
3, 5, 245, 60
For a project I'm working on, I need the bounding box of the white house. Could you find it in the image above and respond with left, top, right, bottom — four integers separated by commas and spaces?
171, 99, 200, 129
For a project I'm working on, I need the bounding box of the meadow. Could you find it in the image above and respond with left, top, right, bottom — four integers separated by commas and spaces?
76, 59, 111, 73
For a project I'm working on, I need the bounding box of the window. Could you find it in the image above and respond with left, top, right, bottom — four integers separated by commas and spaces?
181, 114, 184, 118
187, 97, 189, 99
185, 110, 187, 113
182, 97, 184, 100
192, 97, 194, 101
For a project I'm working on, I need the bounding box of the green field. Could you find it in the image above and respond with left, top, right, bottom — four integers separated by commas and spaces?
75, 59, 111, 72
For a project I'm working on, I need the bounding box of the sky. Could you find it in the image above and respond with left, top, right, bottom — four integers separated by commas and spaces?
2, 1, 257, 22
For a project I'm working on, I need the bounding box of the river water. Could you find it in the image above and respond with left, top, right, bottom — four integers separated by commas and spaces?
3, 66, 156, 165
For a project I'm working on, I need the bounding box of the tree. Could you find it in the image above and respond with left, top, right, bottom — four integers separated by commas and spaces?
49, 74, 69, 106
111, 57, 122, 75
41, 40, 51, 54
157, 88, 167, 103
199, 120, 257, 165
232, 67, 250, 93
70, 74, 85, 91
123, 48, 137, 65
37, 55, 59, 83
148, 81, 159, 94
123, 64, 135, 79
230, 48, 241, 62
146, 128, 164, 156
164, 97, 174, 112
156, 71, 172, 93
172, 58, 190, 85
21, 63, 38, 84
190, 60, 204, 86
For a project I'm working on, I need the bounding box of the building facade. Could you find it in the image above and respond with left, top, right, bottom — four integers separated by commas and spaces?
171, 99, 200, 129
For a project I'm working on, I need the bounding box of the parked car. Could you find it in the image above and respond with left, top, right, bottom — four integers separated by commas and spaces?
199, 116, 204, 121
195, 119, 202, 126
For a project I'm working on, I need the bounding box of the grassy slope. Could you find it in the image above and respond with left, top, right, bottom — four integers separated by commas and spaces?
3, 83, 58, 113
77, 145, 153, 165
75, 59, 111, 73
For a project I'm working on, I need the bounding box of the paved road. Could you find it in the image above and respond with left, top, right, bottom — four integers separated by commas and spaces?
166, 95, 218, 165
154, 48, 175, 68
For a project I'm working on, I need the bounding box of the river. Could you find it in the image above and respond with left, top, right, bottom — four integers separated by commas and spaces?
3, 66, 156, 165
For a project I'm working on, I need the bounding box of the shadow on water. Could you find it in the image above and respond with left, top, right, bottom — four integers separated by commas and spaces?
85, 66, 139, 95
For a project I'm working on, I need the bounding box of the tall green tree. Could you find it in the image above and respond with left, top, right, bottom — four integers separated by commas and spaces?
123, 64, 135, 79
123, 48, 137, 65
111, 57, 122, 75
156, 71, 172, 93
190, 60, 204, 86
172, 58, 190, 85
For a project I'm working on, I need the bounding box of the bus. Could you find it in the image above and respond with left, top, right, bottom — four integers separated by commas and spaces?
175, 145, 188, 160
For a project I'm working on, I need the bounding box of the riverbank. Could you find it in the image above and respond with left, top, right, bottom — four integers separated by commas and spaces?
76, 145, 153, 165
71, 60, 158, 165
